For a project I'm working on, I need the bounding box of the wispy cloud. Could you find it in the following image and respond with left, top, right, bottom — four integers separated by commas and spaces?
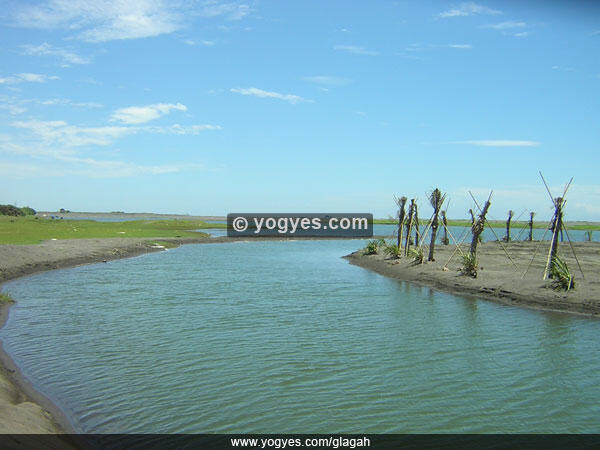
13, 0, 183, 42
0, 157, 203, 178
231, 87, 313, 104
303, 76, 351, 86
482, 20, 527, 29
22, 43, 90, 66
552, 65, 575, 72
12, 120, 133, 147
439, 2, 502, 18
454, 140, 540, 147
199, 2, 251, 20
334, 45, 379, 56
406, 43, 472, 52
0, 73, 59, 84
111, 103, 187, 124
145, 124, 222, 134
184, 39, 216, 46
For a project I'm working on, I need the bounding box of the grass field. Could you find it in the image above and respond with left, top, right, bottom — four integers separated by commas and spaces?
373, 218, 600, 230
0, 216, 226, 245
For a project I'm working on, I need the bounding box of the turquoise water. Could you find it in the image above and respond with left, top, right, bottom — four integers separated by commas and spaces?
1, 240, 600, 433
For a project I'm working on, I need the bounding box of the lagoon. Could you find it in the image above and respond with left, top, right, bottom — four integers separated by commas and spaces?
1, 239, 599, 433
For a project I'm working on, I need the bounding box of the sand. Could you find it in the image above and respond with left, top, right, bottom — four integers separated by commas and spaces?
346, 240, 600, 317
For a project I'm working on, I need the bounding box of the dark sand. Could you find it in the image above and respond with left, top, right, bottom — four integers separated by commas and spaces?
346, 240, 600, 317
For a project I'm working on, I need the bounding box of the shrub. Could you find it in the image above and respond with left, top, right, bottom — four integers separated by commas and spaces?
0, 204, 24, 216
362, 240, 380, 255
383, 243, 402, 259
408, 247, 424, 264
461, 253, 478, 278
0, 293, 15, 304
550, 256, 575, 291
20, 206, 36, 215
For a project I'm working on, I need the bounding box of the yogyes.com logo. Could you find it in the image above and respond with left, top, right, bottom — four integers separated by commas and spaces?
227, 213, 373, 237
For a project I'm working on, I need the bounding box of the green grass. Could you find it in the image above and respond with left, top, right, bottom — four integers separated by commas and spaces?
374, 218, 600, 230
0, 215, 225, 245
0, 292, 15, 304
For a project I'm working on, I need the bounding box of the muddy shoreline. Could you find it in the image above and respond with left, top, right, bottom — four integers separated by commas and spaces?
346, 240, 600, 317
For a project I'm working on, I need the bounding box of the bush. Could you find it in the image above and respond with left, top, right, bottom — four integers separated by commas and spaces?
408, 247, 424, 264
383, 243, 402, 259
0, 293, 15, 304
362, 240, 380, 255
461, 253, 478, 278
550, 256, 575, 291
0, 204, 24, 216
20, 206, 36, 215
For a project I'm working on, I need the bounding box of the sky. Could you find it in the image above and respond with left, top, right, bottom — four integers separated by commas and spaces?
1, 0, 599, 221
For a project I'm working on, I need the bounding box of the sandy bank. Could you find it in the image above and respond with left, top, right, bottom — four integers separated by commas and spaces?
346, 240, 600, 317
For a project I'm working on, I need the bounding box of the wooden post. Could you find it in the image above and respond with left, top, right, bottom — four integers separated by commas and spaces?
441, 210, 449, 245
469, 209, 475, 226
470, 200, 491, 259
505, 210, 513, 242
428, 188, 444, 261
544, 197, 563, 279
396, 196, 407, 249
404, 199, 415, 256
528, 212, 535, 241
413, 202, 420, 249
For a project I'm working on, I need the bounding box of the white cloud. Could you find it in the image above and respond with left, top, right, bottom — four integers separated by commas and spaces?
455, 140, 540, 147
184, 39, 215, 46
439, 2, 502, 18
145, 124, 222, 134
513, 32, 530, 37
334, 45, 379, 56
303, 76, 351, 86
199, 2, 250, 20
0, 158, 202, 178
483, 20, 527, 29
22, 43, 90, 66
10, 118, 220, 148
552, 65, 576, 72
111, 103, 187, 124
13, 0, 183, 42
0, 73, 59, 84
231, 87, 312, 104
448, 44, 473, 49
12, 120, 133, 147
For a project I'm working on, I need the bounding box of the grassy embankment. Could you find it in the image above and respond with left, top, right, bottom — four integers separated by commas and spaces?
0, 215, 226, 245
373, 218, 600, 230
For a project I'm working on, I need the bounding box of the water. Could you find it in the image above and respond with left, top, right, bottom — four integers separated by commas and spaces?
1, 240, 600, 433
374, 224, 598, 243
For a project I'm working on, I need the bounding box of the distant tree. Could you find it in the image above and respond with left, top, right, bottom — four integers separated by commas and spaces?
20, 206, 36, 215
0, 204, 24, 216
59, 208, 66, 213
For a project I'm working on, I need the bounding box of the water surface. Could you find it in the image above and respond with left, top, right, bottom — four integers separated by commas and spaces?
1, 240, 599, 433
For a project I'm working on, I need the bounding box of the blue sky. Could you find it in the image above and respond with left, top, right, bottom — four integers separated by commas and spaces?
1, 1, 599, 221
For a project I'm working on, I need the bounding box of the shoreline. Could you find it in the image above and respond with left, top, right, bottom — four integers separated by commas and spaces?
345, 241, 600, 318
